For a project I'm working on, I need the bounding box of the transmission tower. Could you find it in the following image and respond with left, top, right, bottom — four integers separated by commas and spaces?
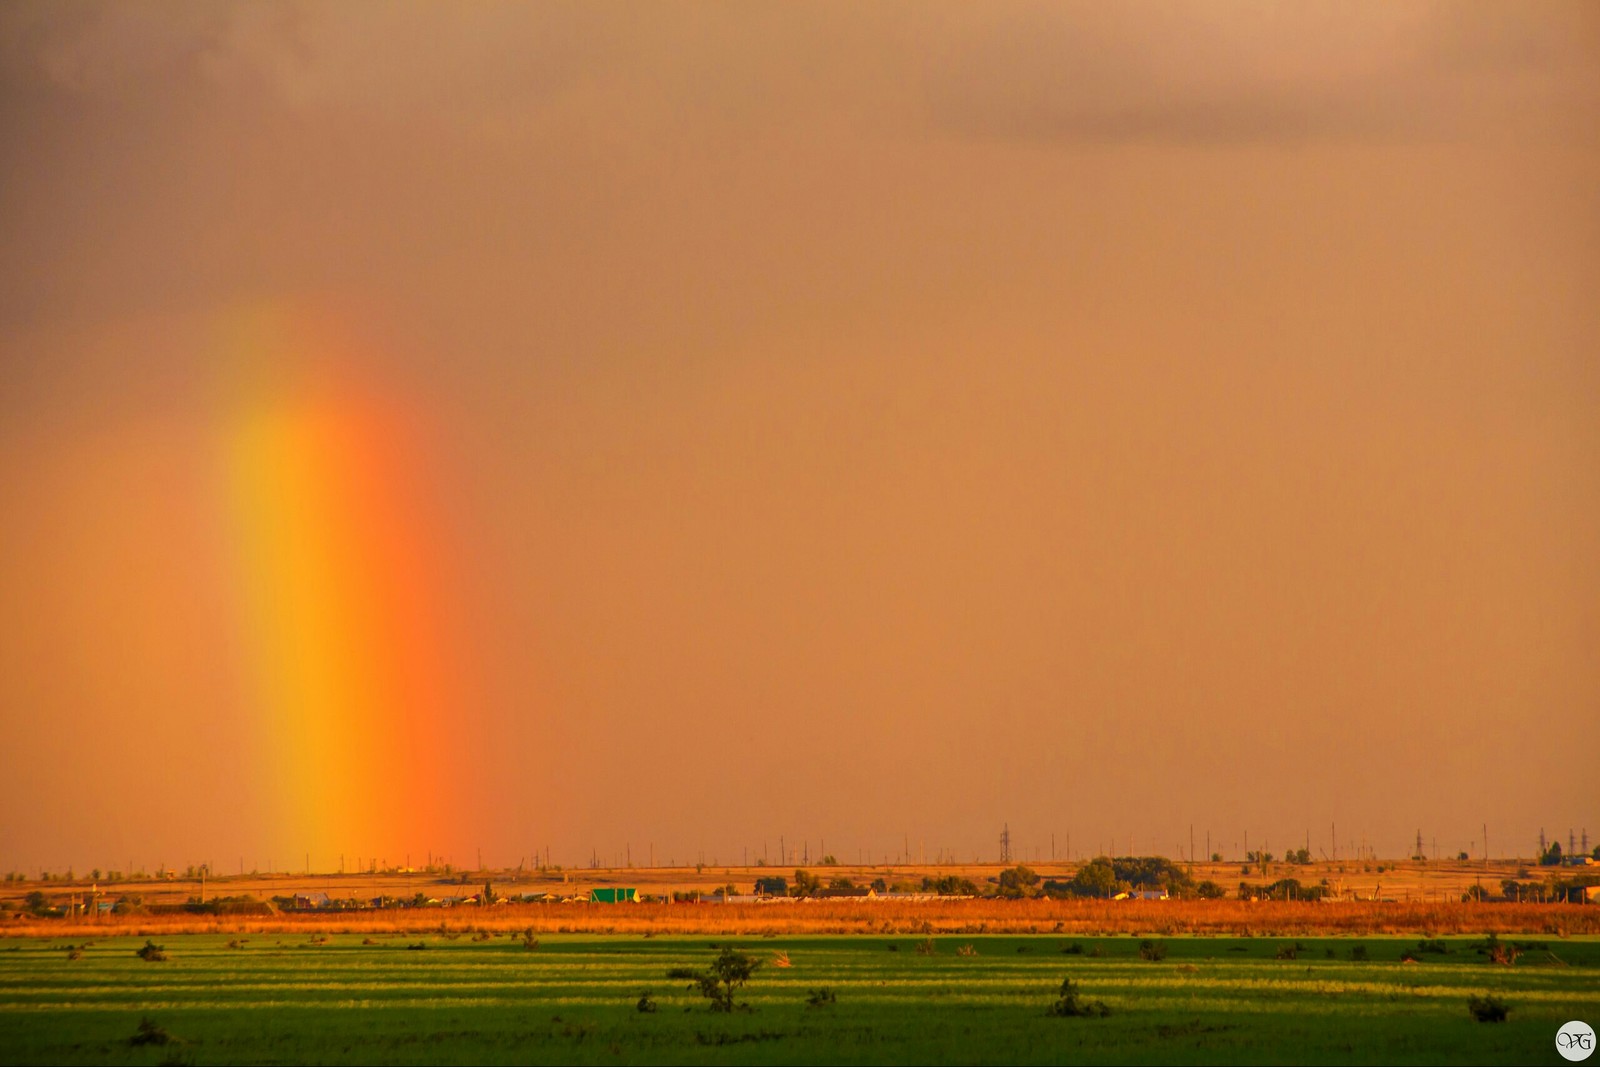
999, 824, 1012, 864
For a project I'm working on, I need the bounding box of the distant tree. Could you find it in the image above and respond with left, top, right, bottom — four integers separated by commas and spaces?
828, 877, 855, 890
753, 876, 787, 897
481, 881, 497, 905
1540, 842, 1564, 867
921, 874, 980, 896
997, 866, 1041, 899
1457, 852, 1470, 862
1210, 853, 1223, 863
1062, 859, 1124, 899
820, 854, 838, 865
1195, 880, 1226, 899
792, 869, 821, 897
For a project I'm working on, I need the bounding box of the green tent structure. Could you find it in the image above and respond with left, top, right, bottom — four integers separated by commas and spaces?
588, 887, 638, 903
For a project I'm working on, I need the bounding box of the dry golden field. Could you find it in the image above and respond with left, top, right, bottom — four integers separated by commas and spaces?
3, 898, 1597, 940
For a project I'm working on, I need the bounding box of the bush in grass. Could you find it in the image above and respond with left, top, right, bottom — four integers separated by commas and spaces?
1349, 944, 1369, 961
1047, 978, 1111, 1018
1138, 939, 1167, 961
806, 987, 837, 1008
136, 940, 167, 962
1480, 934, 1521, 966
668, 947, 761, 1013
636, 991, 657, 1013
129, 1018, 173, 1046
1467, 995, 1509, 1022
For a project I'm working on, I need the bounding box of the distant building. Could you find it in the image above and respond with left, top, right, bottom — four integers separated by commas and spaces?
588, 887, 638, 903
1114, 889, 1170, 901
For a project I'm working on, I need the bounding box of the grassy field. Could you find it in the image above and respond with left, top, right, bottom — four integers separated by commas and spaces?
2, 932, 1595, 1065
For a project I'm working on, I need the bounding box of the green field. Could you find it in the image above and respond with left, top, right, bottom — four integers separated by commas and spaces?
1, 933, 1595, 1064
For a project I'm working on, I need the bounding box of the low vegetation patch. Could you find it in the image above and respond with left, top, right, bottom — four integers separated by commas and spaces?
1047, 978, 1111, 1018
129, 1017, 175, 1046
1467, 995, 1509, 1023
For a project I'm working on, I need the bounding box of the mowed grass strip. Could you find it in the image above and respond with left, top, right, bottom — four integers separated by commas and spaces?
1, 934, 1595, 1065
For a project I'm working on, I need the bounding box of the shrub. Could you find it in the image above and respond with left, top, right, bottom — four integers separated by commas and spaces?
1048, 978, 1111, 1018
136, 940, 167, 962
636, 991, 657, 1013
1467, 995, 1509, 1023
806, 987, 837, 1008
130, 1018, 173, 1046
1349, 944, 1369, 961
1474, 933, 1522, 967
915, 937, 937, 956
1138, 939, 1167, 962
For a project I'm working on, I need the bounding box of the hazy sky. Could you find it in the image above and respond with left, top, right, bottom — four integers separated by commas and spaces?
2, 2, 1596, 873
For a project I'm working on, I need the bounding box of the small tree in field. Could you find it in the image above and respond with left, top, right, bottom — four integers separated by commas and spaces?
668, 947, 761, 1012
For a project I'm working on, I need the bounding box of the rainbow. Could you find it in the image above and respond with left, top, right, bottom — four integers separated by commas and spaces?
214, 303, 470, 870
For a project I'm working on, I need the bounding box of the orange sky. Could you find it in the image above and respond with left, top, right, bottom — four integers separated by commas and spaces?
1, 2, 1596, 874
